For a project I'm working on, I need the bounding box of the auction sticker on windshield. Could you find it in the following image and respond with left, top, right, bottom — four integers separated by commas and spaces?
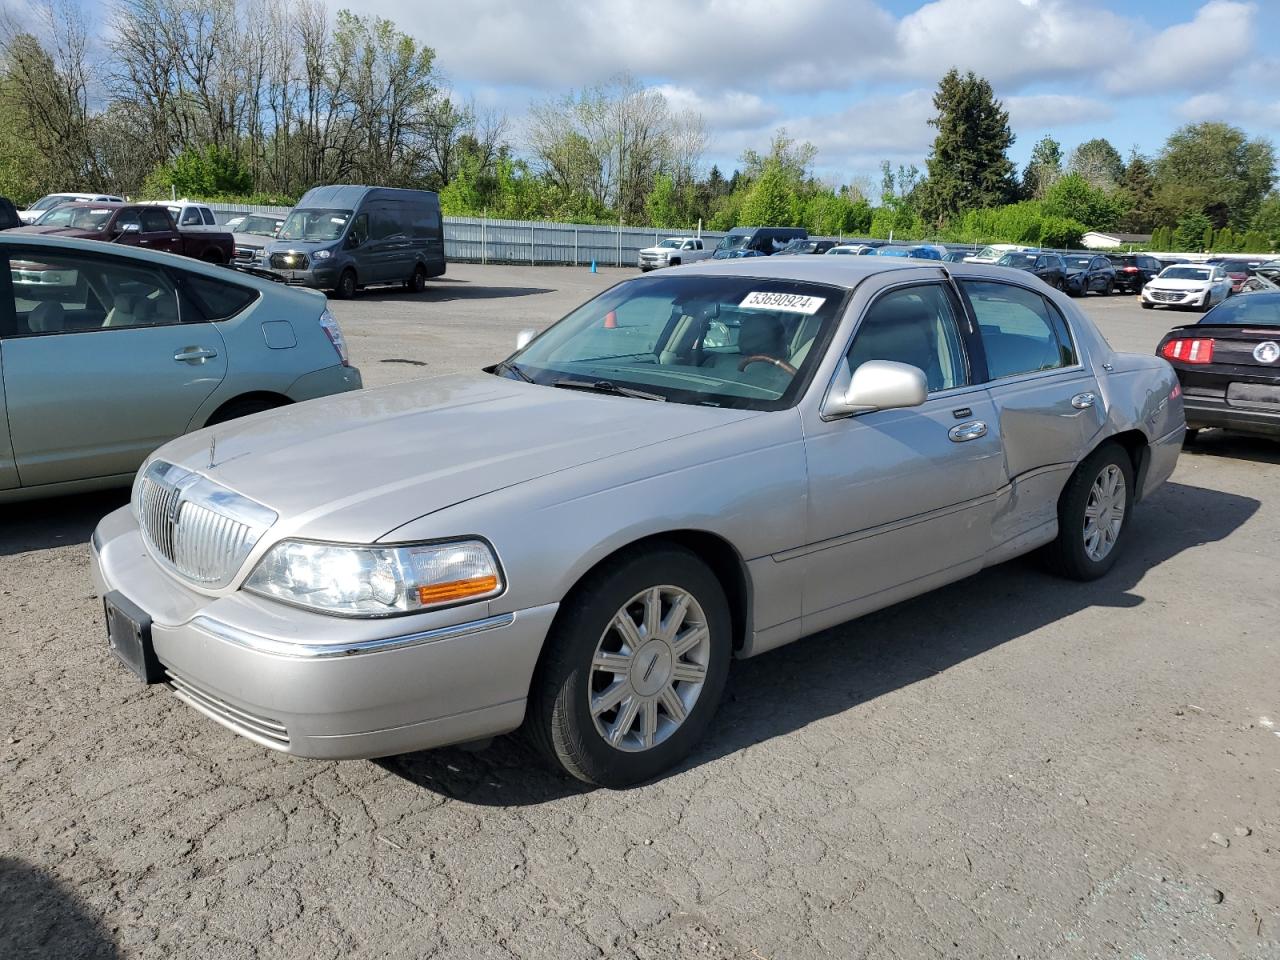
739, 291, 826, 314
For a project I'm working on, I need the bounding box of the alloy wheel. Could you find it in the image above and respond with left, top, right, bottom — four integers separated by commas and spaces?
588, 585, 710, 753
1083, 464, 1126, 562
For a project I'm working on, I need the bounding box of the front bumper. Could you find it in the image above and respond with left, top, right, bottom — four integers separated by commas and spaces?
1183, 394, 1280, 437
1142, 288, 1205, 307
268, 265, 338, 288
90, 506, 558, 760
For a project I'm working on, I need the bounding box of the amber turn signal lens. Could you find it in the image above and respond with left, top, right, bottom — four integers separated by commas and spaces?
417, 575, 500, 605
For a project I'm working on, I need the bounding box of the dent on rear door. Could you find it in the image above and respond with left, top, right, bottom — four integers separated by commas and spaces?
0, 344, 19, 490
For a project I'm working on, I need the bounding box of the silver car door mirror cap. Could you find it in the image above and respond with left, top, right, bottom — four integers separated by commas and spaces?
516, 328, 538, 350
824, 360, 929, 418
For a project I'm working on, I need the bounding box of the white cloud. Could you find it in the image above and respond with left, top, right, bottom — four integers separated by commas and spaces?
1104, 1, 1256, 92
649, 86, 780, 132
1177, 93, 1232, 121
1179, 92, 1280, 129
1006, 94, 1113, 129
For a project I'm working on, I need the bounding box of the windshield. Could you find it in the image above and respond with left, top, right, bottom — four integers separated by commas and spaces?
502, 274, 845, 410
239, 215, 283, 237
30, 195, 73, 211
975, 246, 1002, 259
279, 208, 352, 242
657, 239, 681, 249
1162, 267, 1210, 281
1199, 293, 1280, 326
34, 206, 113, 230
1064, 256, 1093, 269
715, 234, 750, 252
998, 253, 1039, 269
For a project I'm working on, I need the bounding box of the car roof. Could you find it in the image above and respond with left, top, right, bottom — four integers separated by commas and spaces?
676, 252, 1036, 288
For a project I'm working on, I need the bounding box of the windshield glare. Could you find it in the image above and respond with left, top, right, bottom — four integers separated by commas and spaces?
504, 274, 845, 410
239, 215, 283, 237
31, 195, 72, 211
1199, 294, 1280, 326
1162, 267, 1210, 281
657, 239, 681, 249
35, 206, 112, 229
1065, 257, 1092, 269
279, 208, 352, 242
999, 253, 1038, 268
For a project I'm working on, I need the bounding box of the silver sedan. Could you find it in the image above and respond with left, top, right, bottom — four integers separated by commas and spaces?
91, 257, 1185, 786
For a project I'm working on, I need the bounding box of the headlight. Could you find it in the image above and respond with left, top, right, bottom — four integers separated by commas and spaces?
313, 249, 332, 260
244, 539, 503, 617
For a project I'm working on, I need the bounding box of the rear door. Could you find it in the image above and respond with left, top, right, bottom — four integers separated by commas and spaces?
140, 208, 182, 255
0, 343, 17, 491
958, 278, 1105, 544
0, 246, 227, 487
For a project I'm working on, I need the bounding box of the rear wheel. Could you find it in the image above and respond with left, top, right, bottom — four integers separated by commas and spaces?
206, 395, 289, 426
526, 545, 731, 787
1043, 443, 1134, 581
406, 264, 426, 293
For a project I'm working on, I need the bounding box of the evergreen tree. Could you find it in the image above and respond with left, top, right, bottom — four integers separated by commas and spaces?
1022, 135, 1062, 199
1067, 138, 1124, 191
918, 69, 1017, 224
1240, 230, 1269, 253
1174, 212, 1212, 252
1117, 149, 1157, 233
1203, 222, 1216, 252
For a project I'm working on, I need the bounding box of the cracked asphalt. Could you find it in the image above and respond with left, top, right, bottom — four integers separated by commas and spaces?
2, 265, 1278, 959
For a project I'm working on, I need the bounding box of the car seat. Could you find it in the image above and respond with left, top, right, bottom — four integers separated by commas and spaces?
103, 293, 156, 328
27, 300, 65, 333
848, 298, 947, 391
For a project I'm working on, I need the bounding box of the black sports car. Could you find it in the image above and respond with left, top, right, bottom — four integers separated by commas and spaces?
1156, 291, 1280, 441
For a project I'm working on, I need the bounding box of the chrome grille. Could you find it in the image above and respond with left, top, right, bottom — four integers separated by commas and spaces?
134, 461, 277, 588
166, 670, 290, 747
1150, 290, 1186, 303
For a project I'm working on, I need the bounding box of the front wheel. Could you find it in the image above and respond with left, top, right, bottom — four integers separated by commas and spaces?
1053, 278, 1065, 291
526, 546, 731, 787
1140, 301, 1153, 310
406, 264, 426, 293
332, 269, 357, 299
1043, 443, 1134, 581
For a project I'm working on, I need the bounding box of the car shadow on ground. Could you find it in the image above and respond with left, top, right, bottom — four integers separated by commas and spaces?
0, 489, 128, 558
1182, 431, 1280, 465
351, 281, 553, 304
379, 480, 1259, 804
0, 857, 120, 959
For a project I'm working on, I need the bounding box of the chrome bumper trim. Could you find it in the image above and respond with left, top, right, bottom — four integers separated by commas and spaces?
189, 612, 517, 659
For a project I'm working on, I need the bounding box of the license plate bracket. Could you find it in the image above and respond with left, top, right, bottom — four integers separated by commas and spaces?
104, 591, 164, 684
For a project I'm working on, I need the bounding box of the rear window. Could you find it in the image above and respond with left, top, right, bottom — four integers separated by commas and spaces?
1112, 256, 1138, 267
182, 273, 260, 320
961, 280, 1076, 379
1198, 294, 1280, 327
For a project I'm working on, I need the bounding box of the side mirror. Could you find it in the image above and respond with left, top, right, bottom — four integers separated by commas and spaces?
515, 328, 537, 350
117, 222, 141, 234
823, 359, 928, 418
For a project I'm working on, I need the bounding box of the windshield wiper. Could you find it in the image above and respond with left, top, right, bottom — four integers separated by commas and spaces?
550, 378, 666, 401
494, 359, 534, 382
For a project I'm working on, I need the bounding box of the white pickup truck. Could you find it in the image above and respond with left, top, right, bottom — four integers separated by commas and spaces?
638, 236, 713, 271
138, 199, 225, 234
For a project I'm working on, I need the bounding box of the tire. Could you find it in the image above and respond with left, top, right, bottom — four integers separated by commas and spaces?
526, 545, 732, 788
669, 258, 680, 267
406, 264, 426, 293
206, 395, 289, 426
1183, 428, 1200, 446
1141, 301, 1153, 310
1199, 292, 1213, 312
1099, 280, 1110, 296
1043, 443, 1135, 581
1053, 278, 1065, 291
332, 269, 357, 299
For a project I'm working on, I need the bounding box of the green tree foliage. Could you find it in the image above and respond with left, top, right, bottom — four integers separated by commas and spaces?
1042, 173, 1124, 230
918, 70, 1017, 224
1252, 193, 1280, 244
1173, 212, 1213, 252
1117, 149, 1157, 233
950, 200, 1083, 247
739, 161, 796, 227
1149, 226, 1173, 251
1022, 135, 1062, 199
1203, 222, 1216, 252
143, 145, 253, 198
645, 174, 684, 228
1239, 230, 1270, 253
1067, 138, 1124, 191
1156, 122, 1276, 229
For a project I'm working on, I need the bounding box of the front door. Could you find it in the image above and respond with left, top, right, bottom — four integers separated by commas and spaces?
0, 247, 228, 488
0, 345, 17, 491
800, 280, 1005, 625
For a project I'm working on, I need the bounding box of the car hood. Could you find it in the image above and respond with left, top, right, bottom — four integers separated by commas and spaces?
152, 373, 757, 543
233, 232, 275, 247
640, 246, 675, 255
12, 225, 104, 239
1150, 278, 1211, 290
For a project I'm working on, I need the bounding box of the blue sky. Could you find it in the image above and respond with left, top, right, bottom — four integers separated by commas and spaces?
53, 0, 1280, 187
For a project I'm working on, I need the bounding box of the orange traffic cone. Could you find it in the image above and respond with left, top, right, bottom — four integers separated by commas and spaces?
603, 310, 617, 329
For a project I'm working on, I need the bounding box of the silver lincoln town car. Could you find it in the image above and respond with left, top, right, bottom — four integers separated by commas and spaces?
91, 256, 1185, 787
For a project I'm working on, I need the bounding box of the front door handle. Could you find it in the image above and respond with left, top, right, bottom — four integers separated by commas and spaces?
174, 346, 218, 363
1071, 392, 1096, 409
948, 420, 988, 443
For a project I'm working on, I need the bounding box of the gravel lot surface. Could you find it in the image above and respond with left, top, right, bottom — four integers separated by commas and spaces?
3, 264, 1278, 959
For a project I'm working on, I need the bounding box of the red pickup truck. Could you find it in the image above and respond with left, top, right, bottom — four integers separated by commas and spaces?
14, 202, 235, 264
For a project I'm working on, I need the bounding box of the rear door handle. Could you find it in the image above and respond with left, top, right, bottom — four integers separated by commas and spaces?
1071, 392, 1096, 409
174, 346, 218, 363
948, 420, 988, 442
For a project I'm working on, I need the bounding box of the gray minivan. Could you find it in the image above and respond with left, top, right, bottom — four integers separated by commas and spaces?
265, 186, 445, 297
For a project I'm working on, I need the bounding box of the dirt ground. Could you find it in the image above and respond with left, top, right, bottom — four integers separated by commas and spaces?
2, 264, 1277, 959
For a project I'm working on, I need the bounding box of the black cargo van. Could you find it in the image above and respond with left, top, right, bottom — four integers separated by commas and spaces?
0, 197, 20, 231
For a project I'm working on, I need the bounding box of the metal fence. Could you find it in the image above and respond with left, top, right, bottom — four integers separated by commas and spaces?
203, 202, 727, 267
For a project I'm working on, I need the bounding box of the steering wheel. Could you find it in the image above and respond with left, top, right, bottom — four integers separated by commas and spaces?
738, 355, 797, 376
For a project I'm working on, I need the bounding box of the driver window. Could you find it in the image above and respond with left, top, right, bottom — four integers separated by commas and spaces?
846, 284, 969, 393
348, 213, 369, 247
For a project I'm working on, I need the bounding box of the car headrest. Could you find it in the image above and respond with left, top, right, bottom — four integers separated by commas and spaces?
28, 300, 65, 333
